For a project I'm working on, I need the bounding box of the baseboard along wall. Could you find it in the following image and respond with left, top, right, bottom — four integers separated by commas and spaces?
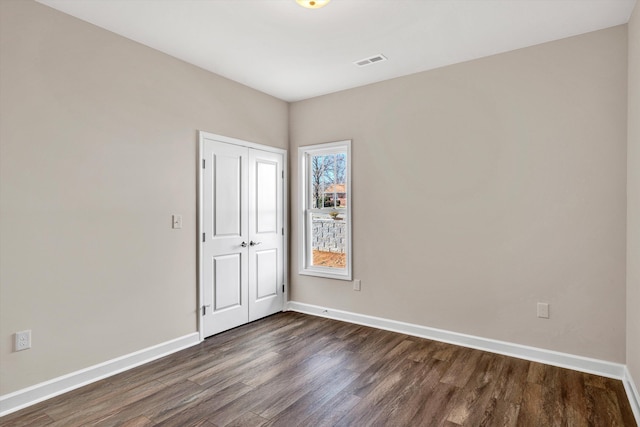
2, 305, 638, 424
624, 366, 640, 423
0, 332, 200, 417
286, 301, 640, 424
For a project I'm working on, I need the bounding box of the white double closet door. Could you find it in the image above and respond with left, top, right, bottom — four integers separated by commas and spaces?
201, 135, 285, 338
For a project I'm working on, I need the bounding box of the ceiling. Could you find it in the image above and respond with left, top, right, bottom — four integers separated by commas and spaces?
36, 0, 636, 102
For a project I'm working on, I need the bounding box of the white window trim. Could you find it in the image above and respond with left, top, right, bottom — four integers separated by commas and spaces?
298, 140, 352, 281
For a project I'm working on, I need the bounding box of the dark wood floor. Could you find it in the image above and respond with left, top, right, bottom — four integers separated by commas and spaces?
1, 312, 636, 426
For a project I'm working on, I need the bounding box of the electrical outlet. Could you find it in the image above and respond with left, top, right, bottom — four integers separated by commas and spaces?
537, 303, 550, 319
172, 214, 182, 229
15, 330, 31, 351
353, 279, 361, 291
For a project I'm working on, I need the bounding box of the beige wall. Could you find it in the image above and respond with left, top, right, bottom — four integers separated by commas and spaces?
0, 0, 287, 395
290, 26, 628, 363
628, 3, 640, 391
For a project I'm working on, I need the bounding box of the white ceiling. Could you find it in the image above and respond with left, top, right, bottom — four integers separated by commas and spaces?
37, 0, 636, 102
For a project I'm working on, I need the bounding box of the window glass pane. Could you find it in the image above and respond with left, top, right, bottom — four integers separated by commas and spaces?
310, 212, 346, 269
310, 152, 347, 209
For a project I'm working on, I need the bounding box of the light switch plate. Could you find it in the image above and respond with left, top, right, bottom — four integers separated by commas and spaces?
172, 215, 183, 229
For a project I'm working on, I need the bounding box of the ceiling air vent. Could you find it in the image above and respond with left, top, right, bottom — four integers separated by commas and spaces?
354, 54, 387, 67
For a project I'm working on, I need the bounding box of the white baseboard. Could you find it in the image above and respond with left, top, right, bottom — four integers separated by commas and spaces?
624, 367, 640, 423
287, 301, 640, 424
286, 301, 626, 379
0, 332, 200, 417
3, 310, 637, 426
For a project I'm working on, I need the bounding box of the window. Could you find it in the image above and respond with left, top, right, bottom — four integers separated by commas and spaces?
299, 140, 352, 280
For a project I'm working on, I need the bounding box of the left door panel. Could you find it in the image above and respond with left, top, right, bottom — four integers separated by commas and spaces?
202, 140, 249, 336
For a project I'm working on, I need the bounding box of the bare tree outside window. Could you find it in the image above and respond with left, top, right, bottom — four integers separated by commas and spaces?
311, 155, 333, 209
311, 153, 347, 209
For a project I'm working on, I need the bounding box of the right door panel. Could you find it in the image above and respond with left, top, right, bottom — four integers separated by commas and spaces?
248, 149, 284, 322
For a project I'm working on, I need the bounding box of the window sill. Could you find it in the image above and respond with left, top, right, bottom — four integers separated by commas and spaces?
299, 268, 352, 281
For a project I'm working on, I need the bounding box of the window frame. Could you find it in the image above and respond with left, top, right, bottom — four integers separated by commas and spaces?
298, 140, 352, 281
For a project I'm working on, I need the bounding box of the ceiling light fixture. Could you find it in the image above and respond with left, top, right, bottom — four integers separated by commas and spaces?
295, 0, 331, 9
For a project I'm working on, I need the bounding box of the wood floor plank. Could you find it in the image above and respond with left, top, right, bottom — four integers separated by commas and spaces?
46, 380, 167, 427
440, 347, 484, 388
560, 369, 589, 426
0, 409, 54, 427
476, 398, 520, 427
260, 368, 357, 426
410, 382, 461, 426
118, 415, 155, 427
205, 352, 346, 426
611, 376, 639, 426
347, 338, 417, 398
406, 337, 439, 362
491, 356, 529, 405
431, 341, 461, 362
187, 350, 275, 387
477, 357, 528, 427
7, 375, 130, 424
517, 381, 547, 427
2, 312, 636, 427
301, 391, 362, 427
364, 357, 446, 426
259, 366, 359, 425
225, 411, 270, 427
151, 381, 253, 425
526, 360, 549, 385
445, 352, 504, 426
92, 380, 203, 427
193, 352, 282, 395
240, 343, 340, 390
335, 358, 424, 426
585, 384, 627, 427
540, 365, 564, 426
253, 355, 352, 420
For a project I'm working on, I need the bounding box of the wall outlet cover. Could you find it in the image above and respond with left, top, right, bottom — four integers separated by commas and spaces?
537, 302, 550, 319
15, 330, 31, 351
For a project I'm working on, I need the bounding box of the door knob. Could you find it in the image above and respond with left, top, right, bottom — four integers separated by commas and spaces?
249, 241, 261, 246
240, 241, 248, 247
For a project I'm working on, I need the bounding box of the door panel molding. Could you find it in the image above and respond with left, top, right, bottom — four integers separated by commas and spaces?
255, 249, 278, 299
213, 153, 243, 237
213, 254, 242, 311
255, 159, 278, 234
